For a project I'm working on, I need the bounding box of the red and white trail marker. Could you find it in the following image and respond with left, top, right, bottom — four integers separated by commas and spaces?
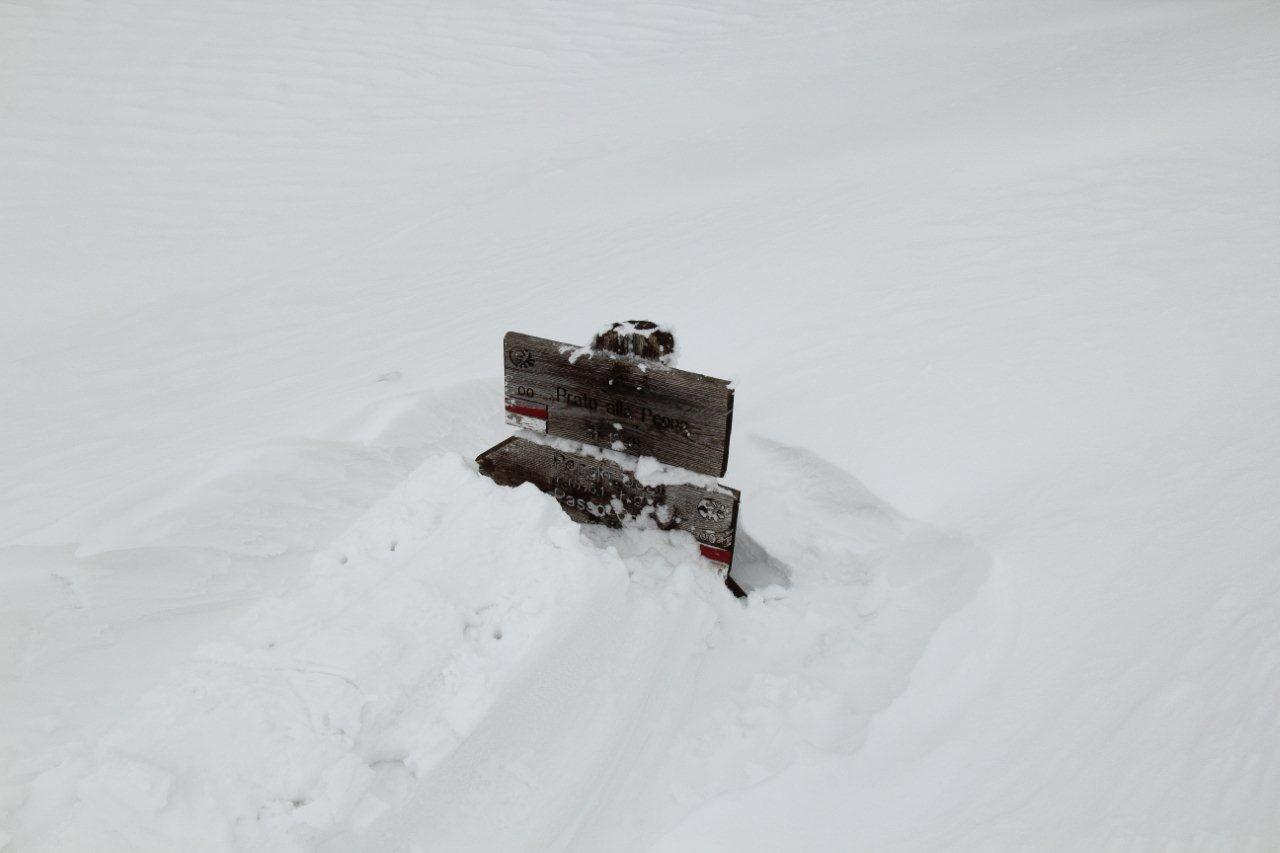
503, 399, 548, 432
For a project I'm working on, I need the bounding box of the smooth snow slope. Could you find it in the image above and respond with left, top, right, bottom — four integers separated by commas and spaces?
3, 0, 1279, 850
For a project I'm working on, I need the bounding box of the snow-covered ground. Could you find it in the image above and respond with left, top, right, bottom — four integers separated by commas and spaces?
2, 0, 1278, 849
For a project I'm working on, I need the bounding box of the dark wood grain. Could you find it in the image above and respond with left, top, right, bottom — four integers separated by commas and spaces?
476, 436, 741, 591
503, 331, 734, 477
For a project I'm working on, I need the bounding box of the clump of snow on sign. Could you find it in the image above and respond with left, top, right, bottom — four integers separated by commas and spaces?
593, 320, 680, 367
633, 453, 727, 491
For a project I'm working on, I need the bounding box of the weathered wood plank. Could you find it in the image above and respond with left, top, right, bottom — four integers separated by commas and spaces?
503, 331, 734, 477
476, 436, 741, 585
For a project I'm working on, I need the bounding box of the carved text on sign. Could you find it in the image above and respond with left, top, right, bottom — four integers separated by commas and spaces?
502, 331, 733, 476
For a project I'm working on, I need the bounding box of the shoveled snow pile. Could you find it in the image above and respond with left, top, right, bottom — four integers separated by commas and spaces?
8, 438, 984, 851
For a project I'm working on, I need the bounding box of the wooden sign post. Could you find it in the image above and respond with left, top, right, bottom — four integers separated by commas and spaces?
478, 322, 744, 597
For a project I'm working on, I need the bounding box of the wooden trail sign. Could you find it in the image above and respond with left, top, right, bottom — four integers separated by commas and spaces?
476, 436, 743, 596
480, 321, 744, 596
503, 328, 734, 477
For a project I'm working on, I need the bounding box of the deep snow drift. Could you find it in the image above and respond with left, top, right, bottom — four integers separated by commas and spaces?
7, 388, 987, 851
3, 0, 1278, 850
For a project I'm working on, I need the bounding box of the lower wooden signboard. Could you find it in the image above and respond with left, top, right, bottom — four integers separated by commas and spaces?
476, 436, 744, 597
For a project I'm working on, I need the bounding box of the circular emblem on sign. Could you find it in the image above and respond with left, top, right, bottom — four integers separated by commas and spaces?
508, 347, 534, 368
697, 498, 727, 522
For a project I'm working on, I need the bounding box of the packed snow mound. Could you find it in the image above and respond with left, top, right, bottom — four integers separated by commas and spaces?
0, 381, 507, 820
10, 439, 987, 852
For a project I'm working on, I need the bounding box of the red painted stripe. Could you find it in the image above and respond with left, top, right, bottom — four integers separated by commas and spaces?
700, 544, 733, 564
505, 402, 548, 420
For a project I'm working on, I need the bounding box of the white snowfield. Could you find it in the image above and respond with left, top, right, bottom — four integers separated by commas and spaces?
1, 1, 1277, 851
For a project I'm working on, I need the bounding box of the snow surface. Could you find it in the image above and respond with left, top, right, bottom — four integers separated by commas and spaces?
3, 0, 1279, 850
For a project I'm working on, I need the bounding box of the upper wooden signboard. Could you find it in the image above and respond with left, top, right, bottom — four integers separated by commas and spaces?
503, 330, 734, 477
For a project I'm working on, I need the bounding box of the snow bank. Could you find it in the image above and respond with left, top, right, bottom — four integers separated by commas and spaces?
16, 454, 618, 850
10, 438, 987, 851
